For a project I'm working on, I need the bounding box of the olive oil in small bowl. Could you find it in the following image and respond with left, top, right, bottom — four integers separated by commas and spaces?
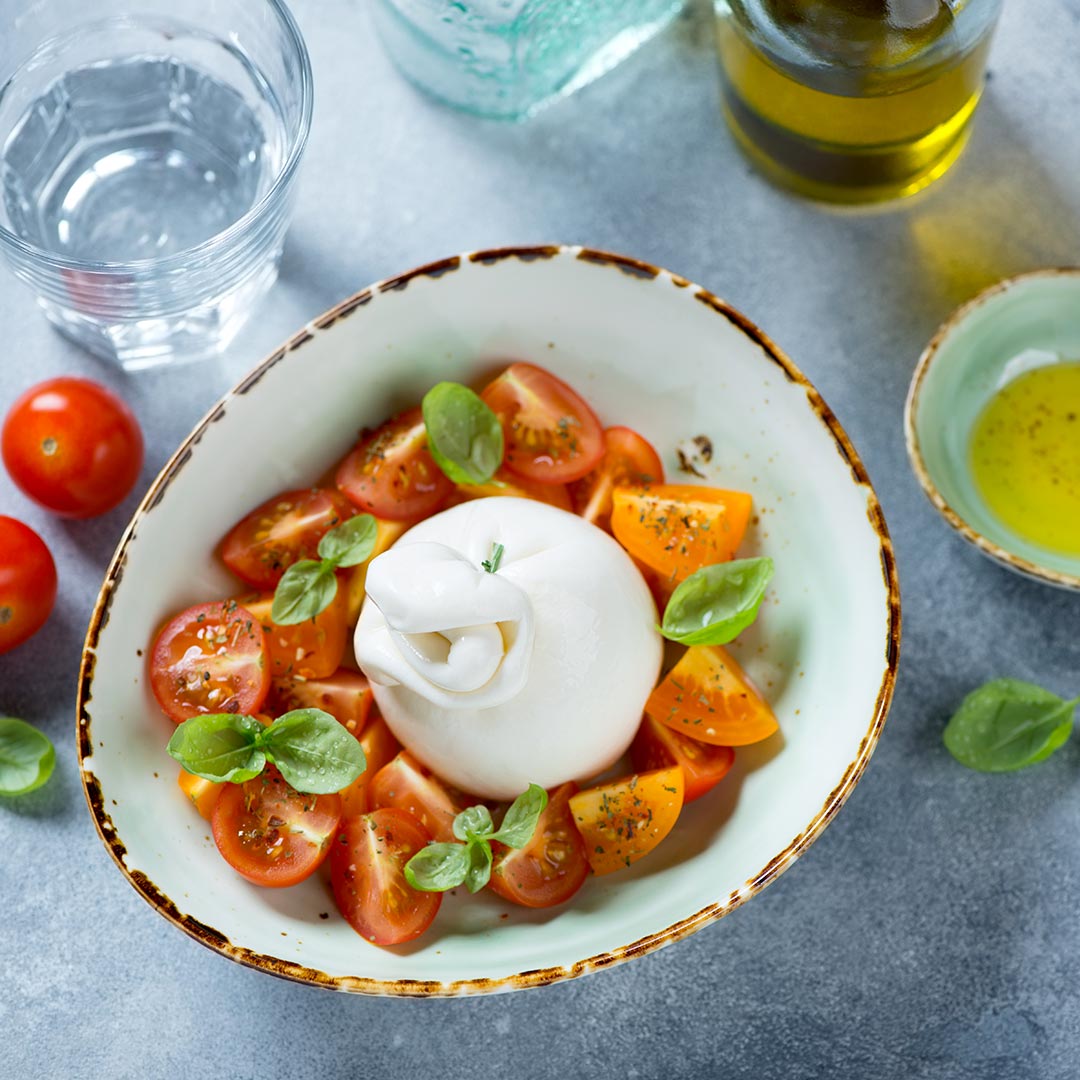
969, 361, 1080, 557
906, 270, 1080, 590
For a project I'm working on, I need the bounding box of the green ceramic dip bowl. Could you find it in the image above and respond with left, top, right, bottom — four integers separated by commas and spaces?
905, 268, 1080, 590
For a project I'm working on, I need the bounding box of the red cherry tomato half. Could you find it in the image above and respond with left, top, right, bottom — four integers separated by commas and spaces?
481, 363, 604, 484
149, 601, 270, 723
336, 407, 454, 521
0, 516, 57, 655
631, 715, 735, 803
331, 808, 441, 946
219, 488, 355, 590
2, 377, 143, 518
570, 426, 665, 530
211, 768, 342, 888
489, 782, 590, 908
368, 751, 464, 843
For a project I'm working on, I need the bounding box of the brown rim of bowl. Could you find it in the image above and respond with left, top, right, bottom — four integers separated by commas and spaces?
904, 266, 1080, 592
77, 244, 902, 997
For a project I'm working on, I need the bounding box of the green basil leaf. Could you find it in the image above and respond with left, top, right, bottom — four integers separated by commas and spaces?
943, 678, 1078, 773
167, 713, 266, 783
317, 514, 378, 568
464, 838, 493, 894
260, 708, 367, 794
661, 557, 774, 646
404, 842, 471, 892
271, 560, 338, 625
492, 783, 548, 848
453, 803, 494, 842
0, 717, 56, 796
422, 381, 504, 485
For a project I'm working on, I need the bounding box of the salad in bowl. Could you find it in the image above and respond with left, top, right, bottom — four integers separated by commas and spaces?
78, 246, 899, 993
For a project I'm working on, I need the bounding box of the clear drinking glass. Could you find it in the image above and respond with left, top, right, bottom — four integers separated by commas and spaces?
371, 0, 685, 120
0, 0, 312, 369
715, 0, 1003, 203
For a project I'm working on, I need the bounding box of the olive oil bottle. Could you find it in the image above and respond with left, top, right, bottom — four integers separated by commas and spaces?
715, 0, 1002, 202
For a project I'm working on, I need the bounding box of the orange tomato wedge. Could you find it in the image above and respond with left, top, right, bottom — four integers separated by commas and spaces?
636, 559, 679, 612
177, 768, 221, 821
631, 715, 735, 804
241, 588, 349, 680
449, 467, 572, 512
568, 766, 684, 875
270, 669, 373, 738
340, 714, 401, 819
646, 645, 778, 747
610, 484, 752, 583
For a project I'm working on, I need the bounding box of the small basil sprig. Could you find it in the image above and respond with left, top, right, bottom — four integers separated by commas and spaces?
944, 679, 1078, 773
661, 557, 774, 645
271, 514, 377, 625
422, 381, 504, 485
0, 717, 56, 796
404, 783, 547, 894
167, 708, 366, 794
481, 542, 504, 574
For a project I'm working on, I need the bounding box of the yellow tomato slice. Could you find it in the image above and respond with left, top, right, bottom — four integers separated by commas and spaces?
342, 518, 410, 624
177, 768, 221, 821
646, 645, 778, 747
610, 484, 752, 583
569, 766, 684, 875
450, 467, 572, 511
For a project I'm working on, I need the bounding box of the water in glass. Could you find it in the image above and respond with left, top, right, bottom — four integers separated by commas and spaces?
2, 56, 283, 264
0, 4, 310, 369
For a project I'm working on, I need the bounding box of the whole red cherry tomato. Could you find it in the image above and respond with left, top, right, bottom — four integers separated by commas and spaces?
2, 377, 143, 518
0, 516, 57, 655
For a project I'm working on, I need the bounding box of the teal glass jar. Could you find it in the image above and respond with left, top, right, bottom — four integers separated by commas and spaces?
372, 0, 685, 120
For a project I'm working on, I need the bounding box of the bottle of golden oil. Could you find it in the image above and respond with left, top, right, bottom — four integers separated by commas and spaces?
715, 0, 1003, 203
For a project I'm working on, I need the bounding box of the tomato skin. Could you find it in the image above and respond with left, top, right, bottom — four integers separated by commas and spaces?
646, 645, 778, 747
569, 767, 685, 876
331, 808, 441, 946
340, 715, 401, 819
212, 768, 342, 888
489, 782, 589, 908
631, 715, 735, 803
270, 669, 373, 737
241, 589, 349, 681
219, 488, 355, 590
610, 484, 752, 583
0, 516, 57, 655
570, 426, 664, 530
149, 601, 269, 723
368, 751, 464, 842
2, 377, 143, 518
336, 407, 454, 521
481, 363, 605, 484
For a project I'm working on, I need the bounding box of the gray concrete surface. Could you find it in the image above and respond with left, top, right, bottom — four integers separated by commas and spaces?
3, 1, 1080, 1077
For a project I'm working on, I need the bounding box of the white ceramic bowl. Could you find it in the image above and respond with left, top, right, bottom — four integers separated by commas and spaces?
78, 246, 900, 995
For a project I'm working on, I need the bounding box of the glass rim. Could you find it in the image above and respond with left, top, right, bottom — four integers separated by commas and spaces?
0, 0, 313, 276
